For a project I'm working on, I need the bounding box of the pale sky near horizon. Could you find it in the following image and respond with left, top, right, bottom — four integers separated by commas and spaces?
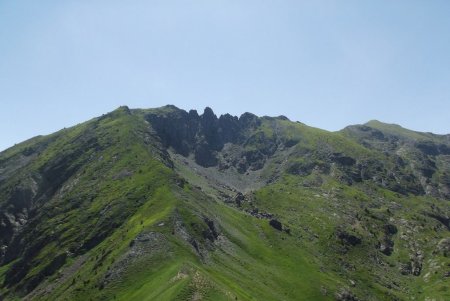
1, 0, 450, 151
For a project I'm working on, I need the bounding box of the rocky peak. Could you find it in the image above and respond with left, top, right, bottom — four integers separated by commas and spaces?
188, 109, 199, 118
144, 106, 269, 168
239, 112, 260, 128
218, 114, 240, 142
201, 107, 217, 121
104, 106, 131, 119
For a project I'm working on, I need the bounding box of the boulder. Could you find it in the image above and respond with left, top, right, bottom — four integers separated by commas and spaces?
337, 230, 361, 246
202, 217, 219, 242
234, 193, 245, 207
269, 219, 283, 231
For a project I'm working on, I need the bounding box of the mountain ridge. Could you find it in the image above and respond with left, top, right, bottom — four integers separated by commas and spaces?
0, 105, 449, 300
2, 106, 449, 155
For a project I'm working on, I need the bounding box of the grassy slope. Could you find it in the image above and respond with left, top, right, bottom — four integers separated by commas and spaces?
1, 109, 449, 300
0, 107, 176, 299
364, 120, 444, 141
0, 108, 335, 300
29, 181, 337, 300
252, 174, 450, 300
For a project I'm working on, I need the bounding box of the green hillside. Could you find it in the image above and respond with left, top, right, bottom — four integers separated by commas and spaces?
0, 106, 449, 300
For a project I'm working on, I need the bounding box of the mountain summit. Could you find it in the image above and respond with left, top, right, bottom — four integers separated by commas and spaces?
0, 106, 449, 300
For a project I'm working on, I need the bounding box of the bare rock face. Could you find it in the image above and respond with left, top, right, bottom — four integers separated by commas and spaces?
0, 180, 38, 265
378, 224, 398, 256
145, 106, 278, 171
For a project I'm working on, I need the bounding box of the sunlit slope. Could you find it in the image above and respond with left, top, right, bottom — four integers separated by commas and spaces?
0, 106, 449, 300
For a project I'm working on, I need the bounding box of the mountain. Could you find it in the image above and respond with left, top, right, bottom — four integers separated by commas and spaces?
0, 105, 449, 301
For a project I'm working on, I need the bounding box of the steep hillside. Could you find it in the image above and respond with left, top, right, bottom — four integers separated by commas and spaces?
0, 106, 449, 301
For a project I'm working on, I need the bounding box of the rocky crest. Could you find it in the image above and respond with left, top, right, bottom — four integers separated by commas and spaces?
145, 106, 284, 171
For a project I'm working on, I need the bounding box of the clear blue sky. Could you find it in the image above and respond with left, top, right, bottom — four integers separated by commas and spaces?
1, 0, 450, 151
